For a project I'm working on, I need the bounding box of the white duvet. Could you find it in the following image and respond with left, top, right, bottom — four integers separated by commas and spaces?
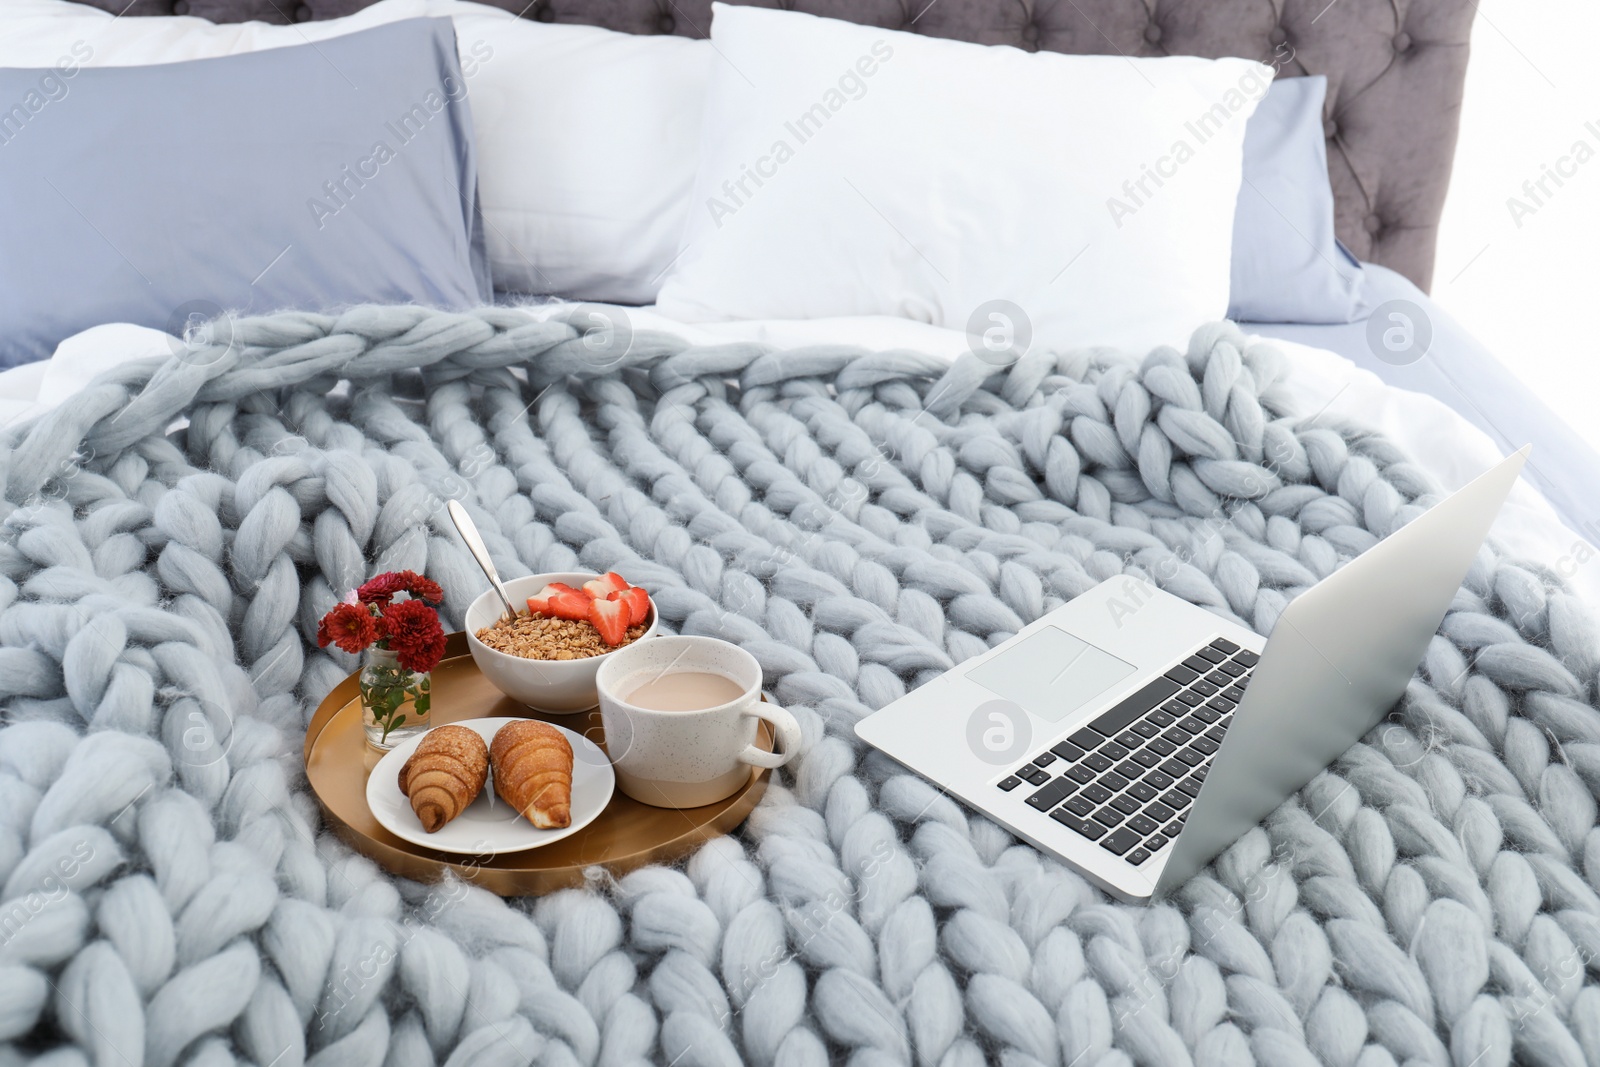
2, 312, 1589, 603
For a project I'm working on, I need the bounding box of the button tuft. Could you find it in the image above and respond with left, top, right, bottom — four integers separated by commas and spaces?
172, 0, 189, 12
1268, 26, 1287, 46
1022, 24, 1040, 44
294, 4, 312, 21
1393, 31, 1412, 52
658, 13, 675, 33
1144, 23, 1162, 44
1365, 213, 1383, 235
1324, 118, 1338, 139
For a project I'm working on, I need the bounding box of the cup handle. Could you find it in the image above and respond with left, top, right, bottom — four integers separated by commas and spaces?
739, 702, 801, 769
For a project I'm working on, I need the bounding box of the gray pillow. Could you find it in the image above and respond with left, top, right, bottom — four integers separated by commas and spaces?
1230, 76, 1365, 324
0, 18, 491, 367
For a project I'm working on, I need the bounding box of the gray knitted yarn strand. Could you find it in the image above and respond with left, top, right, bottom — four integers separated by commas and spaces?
1, 305, 1598, 1067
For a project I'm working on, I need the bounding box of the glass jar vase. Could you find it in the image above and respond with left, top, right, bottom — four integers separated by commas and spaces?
360, 647, 431, 750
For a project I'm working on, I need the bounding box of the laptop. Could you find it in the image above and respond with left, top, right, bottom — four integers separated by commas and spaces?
856, 447, 1529, 902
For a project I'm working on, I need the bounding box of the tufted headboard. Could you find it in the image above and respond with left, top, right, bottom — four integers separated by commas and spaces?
82, 0, 1474, 291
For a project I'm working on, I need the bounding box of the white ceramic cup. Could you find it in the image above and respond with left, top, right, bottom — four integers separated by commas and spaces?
596, 635, 801, 808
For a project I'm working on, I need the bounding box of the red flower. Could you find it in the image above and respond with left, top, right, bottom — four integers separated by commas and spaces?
381, 597, 447, 674
357, 570, 443, 605
317, 601, 378, 654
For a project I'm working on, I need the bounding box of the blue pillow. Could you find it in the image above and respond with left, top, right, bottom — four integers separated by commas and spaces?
1229, 75, 1365, 324
0, 18, 491, 367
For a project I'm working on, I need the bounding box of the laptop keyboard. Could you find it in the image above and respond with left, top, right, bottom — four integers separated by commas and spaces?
995, 638, 1258, 867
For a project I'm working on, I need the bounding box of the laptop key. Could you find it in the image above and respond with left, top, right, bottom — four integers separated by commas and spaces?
1131, 749, 1160, 768
1206, 670, 1232, 687
1115, 761, 1143, 779
1164, 665, 1199, 685
1160, 728, 1189, 746
1144, 835, 1167, 851
1099, 742, 1130, 761
1210, 638, 1239, 654
1126, 847, 1152, 865
1099, 772, 1130, 792
1084, 753, 1113, 772
1192, 737, 1220, 756
1033, 752, 1057, 767
1050, 740, 1086, 762
1178, 716, 1207, 734
1066, 764, 1096, 784
1026, 779, 1077, 810
1149, 708, 1178, 726
1192, 705, 1221, 723
1067, 728, 1104, 750
1205, 725, 1227, 743
1093, 806, 1126, 827
1177, 776, 1203, 796
1161, 789, 1192, 809
1195, 646, 1227, 664
1163, 819, 1185, 838
1148, 737, 1177, 756
1143, 769, 1175, 790
1191, 680, 1219, 697
1049, 810, 1107, 839
1099, 826, 1142, 855
1086, 676, 1183, 737
1144, 801, 1175, 822
997, 776, 1022, 791
1062, 794, 1096, 817
1174, 748, 1205, 767
1217, 660, 1245, 677
1126, 814, 1160, 836
1128, 781, 1158, 802
1193, 765, 1209, 781
1160, 758, 1189, 777
1223, 686, 1245, 702
1202, 697, 1231, 714
1114, 731, 1142, 749
1131, 721, 1160, 738
1081, 783, 1113, 804
1182, 655, 1212, 673
1024, 768, 1051, 785
1110, 794, 1141, 815
1233, 650, 1259, 666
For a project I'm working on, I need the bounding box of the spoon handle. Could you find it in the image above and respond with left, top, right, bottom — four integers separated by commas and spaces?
447, 500, 519, 621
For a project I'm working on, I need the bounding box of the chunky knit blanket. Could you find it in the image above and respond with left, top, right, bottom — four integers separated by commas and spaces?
2, 306, 1598, 1067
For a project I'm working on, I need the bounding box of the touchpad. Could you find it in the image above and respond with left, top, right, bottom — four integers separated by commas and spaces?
967, 626, 1137, 723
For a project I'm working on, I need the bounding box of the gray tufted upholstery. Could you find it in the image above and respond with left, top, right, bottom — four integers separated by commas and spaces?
81, 0, 1474, 291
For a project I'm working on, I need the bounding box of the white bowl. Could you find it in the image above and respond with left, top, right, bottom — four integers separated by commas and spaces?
465, 572, 658, 714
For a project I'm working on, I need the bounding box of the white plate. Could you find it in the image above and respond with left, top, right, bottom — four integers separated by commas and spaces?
367, 717, 614, 856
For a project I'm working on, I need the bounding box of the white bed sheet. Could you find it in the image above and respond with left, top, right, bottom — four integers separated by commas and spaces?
2, 311, 1590, 603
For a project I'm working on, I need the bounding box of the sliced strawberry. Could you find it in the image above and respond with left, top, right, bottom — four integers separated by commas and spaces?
547, 590, 593, 622
582, 571, 628, 599
612, 586, 650, 627
527, 583, 578, 616
589, 596, 629, 646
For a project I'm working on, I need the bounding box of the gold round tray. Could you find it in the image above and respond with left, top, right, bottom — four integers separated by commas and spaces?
303, 632, 772, 896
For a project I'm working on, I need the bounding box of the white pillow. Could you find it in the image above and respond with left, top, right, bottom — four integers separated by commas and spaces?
656, 4, 1271, 353
2, 0, 709, 305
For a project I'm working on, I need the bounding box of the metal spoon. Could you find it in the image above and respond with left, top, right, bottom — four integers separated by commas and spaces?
447, 500, 518, 624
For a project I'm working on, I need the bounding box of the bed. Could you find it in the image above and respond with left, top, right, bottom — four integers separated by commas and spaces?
6, 3, 1600, 1067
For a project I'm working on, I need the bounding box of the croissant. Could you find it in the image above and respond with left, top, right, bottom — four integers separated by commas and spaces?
397, 725, 488, 833
490, 720, 574, 829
